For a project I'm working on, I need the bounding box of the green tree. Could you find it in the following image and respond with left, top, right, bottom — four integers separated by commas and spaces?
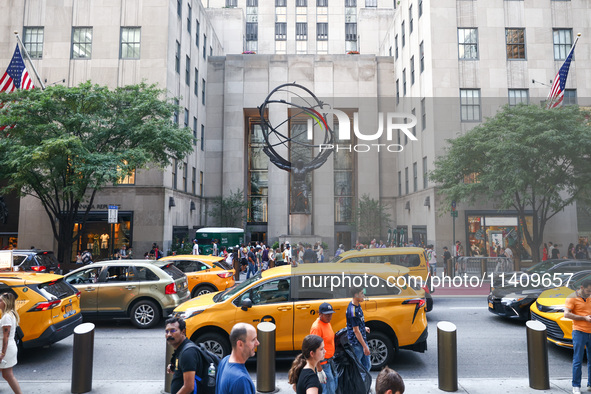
352, 194, 391, 244
430, 104, 591, 263
0, 82, 193, 264
208, 189, 248, 227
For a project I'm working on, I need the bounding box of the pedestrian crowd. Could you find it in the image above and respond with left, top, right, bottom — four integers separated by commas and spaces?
166, 287, 405, 394
542, 241, 590, 261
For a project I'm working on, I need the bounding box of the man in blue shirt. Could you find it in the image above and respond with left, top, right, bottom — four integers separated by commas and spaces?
346, 286, 371, 372
216, 323, 259, 394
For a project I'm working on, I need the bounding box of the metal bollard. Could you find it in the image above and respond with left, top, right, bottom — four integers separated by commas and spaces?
526, 320, 550, 390
437, 321, 458, 392
164, 341, 175, 394
71, 323, 95, 394
256, 322, 276, 393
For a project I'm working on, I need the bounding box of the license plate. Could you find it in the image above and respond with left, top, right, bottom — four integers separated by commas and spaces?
488, 302, 493, 309
63, 304, 76, 318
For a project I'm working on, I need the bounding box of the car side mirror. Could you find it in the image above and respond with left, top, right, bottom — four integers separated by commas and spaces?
241, 297, 253, 311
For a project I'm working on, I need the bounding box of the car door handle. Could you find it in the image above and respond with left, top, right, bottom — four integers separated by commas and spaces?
85, 287, 96, 292
277, 306, 292, 311
125, 286, 136, 290
296, 305, 311, 310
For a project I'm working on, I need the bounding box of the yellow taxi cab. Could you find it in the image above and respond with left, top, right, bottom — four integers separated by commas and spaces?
159, 255, 235, 297
173, 263, 428, 369
0, 272, 82, 349
530, 273, 591, 348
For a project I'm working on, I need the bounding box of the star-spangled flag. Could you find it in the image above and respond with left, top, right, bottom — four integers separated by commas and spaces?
0, 44, 34, 93
0, 44, 35, 131
546, 39, 577, 109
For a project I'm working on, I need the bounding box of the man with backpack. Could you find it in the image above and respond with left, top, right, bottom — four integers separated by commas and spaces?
166, 317, 219, 394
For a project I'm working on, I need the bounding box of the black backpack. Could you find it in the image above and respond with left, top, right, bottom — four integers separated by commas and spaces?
178, 342, 221, 394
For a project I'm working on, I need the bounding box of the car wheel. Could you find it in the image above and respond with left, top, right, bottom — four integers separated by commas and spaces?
367, 331, 393, 370
130, 300, 160, 329
196, 333, 230, 360
425, 293, 433, 312
192, 284, 216, 298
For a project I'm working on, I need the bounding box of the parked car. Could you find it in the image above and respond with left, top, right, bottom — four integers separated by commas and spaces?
12, 250, 60, 273
174, 263, 428, 369
488, 270, 591, 321
491, 259, 591, 288
530, 271, 591, 348
64, 260, 190, 328
0, 272, 82, 349
158, 255, 235, 297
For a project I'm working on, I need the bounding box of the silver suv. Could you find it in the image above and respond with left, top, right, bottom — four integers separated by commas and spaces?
64, 260, 190, 328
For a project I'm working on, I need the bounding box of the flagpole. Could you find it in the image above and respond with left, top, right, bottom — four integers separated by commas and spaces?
13, 31, 46, 90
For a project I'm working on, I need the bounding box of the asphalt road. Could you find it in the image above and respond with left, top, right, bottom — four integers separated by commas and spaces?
13, 296, 574, 383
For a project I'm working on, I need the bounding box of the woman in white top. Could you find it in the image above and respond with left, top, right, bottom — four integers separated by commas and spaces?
0, 293, 22, 394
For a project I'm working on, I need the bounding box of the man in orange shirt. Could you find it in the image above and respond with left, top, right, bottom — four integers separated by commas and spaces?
310, 302, 337, 394
564, 279, 591, 394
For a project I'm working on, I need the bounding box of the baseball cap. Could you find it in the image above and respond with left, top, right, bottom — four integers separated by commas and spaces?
319, 302, 335, 314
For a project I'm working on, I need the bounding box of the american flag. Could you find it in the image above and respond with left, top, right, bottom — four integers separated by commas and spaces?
0, 44, 34, 93
546, 39, 577, 109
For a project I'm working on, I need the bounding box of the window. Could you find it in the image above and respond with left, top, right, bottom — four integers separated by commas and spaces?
402, 69, 406, 96
421, 98, 426, 131
120, 27, 140, 59
199, 171, 203, 197
201, 125, 205, 150
409, 5, 413, 34
183, 162, 188, 192
177, 0, 182, 17
175, 40, 180, 73
413, 162, 418, 192
296, 23, 307, 40
202, 79, 206, 105
508, 89, 529, 106
345, 0, 356, 6
317, 0, 328, 6
506, 28, 525, 59
458, 28, 478, 59
117, 163, 136, 185
187, 4, 192, 32
334, 118, 354, 223
411, 108, 416, 136
185, 56, 190, 86
401, 21, 405, 47
410, 56, 415, 85
246, 23, 258, 41
248, 122, 269, 222
173, 99, 179, 125
423, 157, 428, 189
395, 35, 399, 59
553, 29, 572, 60
184, 108, 189, 129
460, 89, 481, 122
248, 0, 258, 5
226, 0, 237, 6
203, 35, 207, 59
419, 0, 423, 17
296, 0, 307, 5
275, 23, 287, 40
193, 116, 197, 146
23, 27, 44, 59
345, 23, 357, 41
396, 79, 400, 104
564, 89, 577, 106
72, 27, 92, 59
192, 168, 196, 195
276, 0, 286, 5
366, 0, 377, 6
405, 167, 409, 195
398, 171, 402, 197
419, 41, 424, 72
173, 159, 178, 190
194, 68, 199, 96
317, 23, 328, 40
196, 20, 200, 47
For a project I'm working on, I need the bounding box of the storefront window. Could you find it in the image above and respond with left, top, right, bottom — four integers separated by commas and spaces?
72, 211, 133, 262
467, 214, 532, 259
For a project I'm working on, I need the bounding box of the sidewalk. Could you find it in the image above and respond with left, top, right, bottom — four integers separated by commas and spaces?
0, 377, 578, 393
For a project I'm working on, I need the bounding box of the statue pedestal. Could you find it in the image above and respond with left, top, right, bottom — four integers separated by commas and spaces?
290, 214, 312, 236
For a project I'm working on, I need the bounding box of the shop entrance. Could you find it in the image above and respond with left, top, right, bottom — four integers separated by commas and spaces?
72, 212, 133, 262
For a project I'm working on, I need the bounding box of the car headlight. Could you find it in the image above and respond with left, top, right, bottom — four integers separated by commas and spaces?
538, 303, 565, 313
501, 293, 526, 304
180, 306, 210, 320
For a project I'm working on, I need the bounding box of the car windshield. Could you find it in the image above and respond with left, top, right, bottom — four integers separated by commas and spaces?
214, 272, 262, 302
525, 260, 558, 274
570, 272, 591, 290
213, 259, 232, 271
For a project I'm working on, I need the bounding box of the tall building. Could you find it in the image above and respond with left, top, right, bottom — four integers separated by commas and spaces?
0, 0, 588, 260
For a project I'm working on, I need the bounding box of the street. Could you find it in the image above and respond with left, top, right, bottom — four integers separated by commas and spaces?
13, 296, 574, 385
